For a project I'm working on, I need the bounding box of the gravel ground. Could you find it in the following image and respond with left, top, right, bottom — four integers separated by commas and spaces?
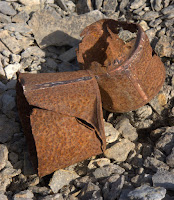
0, 0, 174, 199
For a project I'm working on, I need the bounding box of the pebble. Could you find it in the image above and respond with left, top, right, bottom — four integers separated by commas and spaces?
152, 170, 174, 191
128, 184, 166, 200
151, 0, 163, 11
115, 118, 138, 142
104, 121, 119, 143
49, 169, 79, 193
0, 145, 8, 171
161, 4, 174, 15
0, 1, 17, 16
149, 18, 162, 27
130, 0, 146, 10
104, 139, 135, 162
88, 158, 111, 169
103, 0, 118, 13
139, 20, 149, 31
145, 28, 157, 42
13, 190, 34, 200
142, 11, 159, 21
4, 62, 21, 79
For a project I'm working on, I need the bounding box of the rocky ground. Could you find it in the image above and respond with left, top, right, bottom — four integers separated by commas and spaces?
0, 0, 174, 199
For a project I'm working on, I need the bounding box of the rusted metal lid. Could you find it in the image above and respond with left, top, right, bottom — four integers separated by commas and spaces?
76, 19, 166, 112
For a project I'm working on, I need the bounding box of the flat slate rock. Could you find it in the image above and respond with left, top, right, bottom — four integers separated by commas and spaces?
0, 1, 17, 16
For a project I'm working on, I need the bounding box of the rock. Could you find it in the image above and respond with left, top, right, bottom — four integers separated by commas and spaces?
43, 58, 58, 71
88, 158, 111, 169
134, 119, 153, 129
130, 0, 146, 10
2, 93, 15, 114
149, 18, 162, 27
104, 121, 119, 144
166, 147, 174, 167
58, 46, 77, 62
78, 182, 102, 200
118, 29, 137, 42
161, 4, 174, 15
0, 13, 11, 23
74, 176, 96, 189
104, 139, 135, 162
115, 118, 138, 142
103, 174, 124, 200
128, 184, 166, 200
131, 174, 152, 187
13, 190, 34, 200
21, 46, 45, 58
4, 23, 32, 34
12, 11, 30, 23
155, 35, 173, 57
76, 0, 93, 14
139, 20, 149, 31
103, 0, 118, 13
131, 154, 144, 168
0, 30, 22, 54
152, 170, 174, 191
95, 0, 103, 10
28, 186, 51, 196
153, 149, 166, 162
0, 145, 8, 171
28, 9, 104, 48
40, 193, 64, 200
2, 50, 11, 58
145, 28, 157, 42
119, 189, 132, 200
92, 164, 125, 179
151, 0, 163, 11
0, 1, 17, 16
119, 0, 129, 13
144, 157, 169, 172
0, 194, 8, 200
58, 61, 79, 72
0, 81, 6, 94
18, 0, 40, 6
155, 127, 174, 155
150, 127, 166, 141
49, 169, 79, 193
9, 152, 18, 165
66, 1, 75, 13
142, 11, 159, 21
10, 54, 21, 63
0, 115, 20, 143
4, 62, 21, 79
142, 144, 153, 159
55, 0, 68, 11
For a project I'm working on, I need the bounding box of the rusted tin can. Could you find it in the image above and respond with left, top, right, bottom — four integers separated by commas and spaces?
16, 70, 106, 177
76, 19, 166, 113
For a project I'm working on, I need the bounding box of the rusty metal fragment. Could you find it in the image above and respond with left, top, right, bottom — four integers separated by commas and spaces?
16, 70, 106, 177
76, 19, 166, 113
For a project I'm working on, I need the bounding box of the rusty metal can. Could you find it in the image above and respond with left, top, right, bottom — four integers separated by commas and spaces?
16, 70, 106, 177
76, 19, 166, 113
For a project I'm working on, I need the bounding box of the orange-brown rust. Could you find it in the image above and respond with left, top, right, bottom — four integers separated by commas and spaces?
16, 71, 106, 177
76, 19, 165, 112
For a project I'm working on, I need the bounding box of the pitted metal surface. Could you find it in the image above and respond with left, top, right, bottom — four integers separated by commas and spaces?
76, 19, 166, 112
16, 70, 106, 177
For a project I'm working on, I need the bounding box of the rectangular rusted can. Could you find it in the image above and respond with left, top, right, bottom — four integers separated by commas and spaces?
16, 70, 106, 177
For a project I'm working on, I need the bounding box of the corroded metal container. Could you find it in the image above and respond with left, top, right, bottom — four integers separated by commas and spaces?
77, 19, 166, 113
16, 71, 106, 177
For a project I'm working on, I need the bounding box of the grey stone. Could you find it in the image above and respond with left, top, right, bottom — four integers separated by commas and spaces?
9, 152, 18, 165
104, 139, 135, 162
10, 54, 21, 63
152, 170, 174, 191
139, 20, 149, 31
166, 147, 174, 167
118, 29, 137, 42
0, 30, 22, 54
0, 1, 17, 16
92, 164, 125, 179
44, 58, 58, 71
28, 9, 104, 48
74, 176, 96, 189
0, 13, 11, 23
12, 11, 30, 23
0, 194, 8, 200
0, 145, 8, 171
104, 121, 119, 144
131, 154, 144, 168
40, 193, 64, 200
103, 174, 124, 200
29, 186, 51, 196
119, 0, 129, 13
153, 149, 166, 162
4, 62, 21, 79
144, 157, 169, 172
13, 190, 34, 200
49, 169, 79, 193
0, 81, 6, 94
150, 127, 166, 141
58, 46, 77, 62
88, 158, 110, 169
116, 118, 138, 142
142, 11, 159, 21
162, 4, 174, 14
134, 119, 153, 129
131, 174, 152, 187
66, 1, 75, 13
103, 0, 118, 13
55, 0, 68, 11
4, 23, 32, 34
128, 184, 166, 200
2, 50, 11, 58
164, 0, 171, 7
58, 61, 79, 72
151, 0, 163, 11
0, 115, 20, 143
95, 0, 103, 10
149, 18, 162, 27
130, 0, 146, 10
119, 189, 132, 200
18, 0, 40, 5
21, 46, 45, 58
0, 61, 6, 78
156, 127, 174, 155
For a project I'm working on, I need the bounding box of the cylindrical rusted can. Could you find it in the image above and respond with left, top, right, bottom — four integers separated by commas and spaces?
77, 19, 165, 113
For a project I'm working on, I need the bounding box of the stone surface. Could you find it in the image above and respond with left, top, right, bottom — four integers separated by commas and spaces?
0, 145, 8, 171
13, 190, 34, 200
40, 193, 64, 200
104, 121, 119, 143
152, 170, 174, 191
58, 46, 77, 62
12, 11, 30, 23
88, 158, 111, 169
18, 0, 41, 6
128, 184, 166, 200
161, 4, 174, 15
0, 1, 17, 16
0, 13, 11, 23
104, 139, 135, 162
76, 0, 93, 14
0, 194, 8, 200
28, 9, 104, 48
49, 169, 79, 193
4, 23, 31, 34
103, 0, 118, 13
115, 118, 138, 142
130, 0, 146, 10
21, 46, 45, 58
166, 147, 174, 167
142, 11, 159, 21
4, 62, 21, 79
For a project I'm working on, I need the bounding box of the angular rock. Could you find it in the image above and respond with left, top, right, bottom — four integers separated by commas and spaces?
166, 147, 174, 167
40, 193, 64, 200
49, 169, 79, 193
13, 190, 34, 200
74, 176, 96, 189
151, 0, 163, 11
58, 61, 79, 72
103, 174, 124, 200
2, 93, 16, 114
95, 0, 103, 10
76, 0, 93, 14
142, 11, 159, 21
139, 20, 149, 31
4, 23, 32, 34
28, 9, 104, 48
92, 164, 125, 179
0, 81, 6, 94
103, 0, 118, 13
162, 4, 174, 15
4, 62, 21, 79
104, 139, 135, 162
0, 30, 22, 54
0, 1, 17, 16
135, 105, 153, 120
104, 121, 119, 144
21, 46, 45, 58
128, 184, 166, 200
0, 13, 11, 23
58, 46, 77, 62
0, 41, 9, 53
18, 0, 40, 5
55, 0, 68, 11
130, 0, 146, 10
88, 158, 111, 169
144, 157, 169, 172
149, 18, 162, 27
152, 170, 174, 191
0, 194, 8, 200
12, 11, 29, 23
0, 145, 8, 171
10, 54, 21, 63
115, 118, 138, 142
145, 28, 157, 42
